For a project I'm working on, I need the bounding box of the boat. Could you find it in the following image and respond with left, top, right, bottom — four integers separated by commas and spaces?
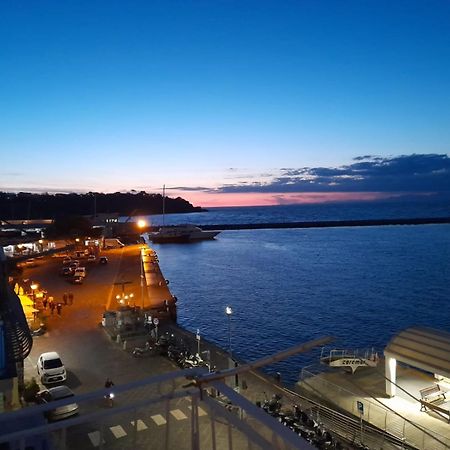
148, 225, 220, 243
147, 185, 220, 243
320, 348, 379, 374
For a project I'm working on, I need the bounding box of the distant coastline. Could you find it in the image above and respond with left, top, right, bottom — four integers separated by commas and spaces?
0, 191, 205, 220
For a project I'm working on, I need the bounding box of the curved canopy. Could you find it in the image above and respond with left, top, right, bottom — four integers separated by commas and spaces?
384, 327, 450, 378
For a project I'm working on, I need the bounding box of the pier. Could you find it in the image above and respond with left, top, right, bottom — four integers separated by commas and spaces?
198, 216, 450, 231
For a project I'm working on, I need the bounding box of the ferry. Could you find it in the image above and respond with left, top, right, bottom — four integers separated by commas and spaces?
148, 225, 220, 243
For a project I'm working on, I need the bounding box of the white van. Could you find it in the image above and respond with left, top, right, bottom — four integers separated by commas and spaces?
104, 238, 125, 249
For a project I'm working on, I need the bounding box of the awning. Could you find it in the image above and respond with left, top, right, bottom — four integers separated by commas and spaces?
384, 327, 450, 378
19, 295, 34, 307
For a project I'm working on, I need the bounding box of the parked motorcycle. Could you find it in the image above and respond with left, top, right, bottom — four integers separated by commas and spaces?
132, 342, 155, 357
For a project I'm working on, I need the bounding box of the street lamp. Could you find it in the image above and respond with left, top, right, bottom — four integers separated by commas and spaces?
137, 219, 147, 230
115, 292, 134, 305
30, 283, 38, 308
225, 305, 233, 358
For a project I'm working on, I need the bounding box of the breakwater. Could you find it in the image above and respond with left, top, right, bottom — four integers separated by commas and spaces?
198, 216, 450, 231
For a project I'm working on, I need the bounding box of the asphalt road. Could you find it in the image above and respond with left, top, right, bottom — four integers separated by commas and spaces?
19, 246, 257, 450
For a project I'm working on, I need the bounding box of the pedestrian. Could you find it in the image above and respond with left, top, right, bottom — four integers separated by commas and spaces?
68, 292, 74, 305
63, 293, 68, 305
49, 300, 55, 315
56, 303, 62, 316
42, 298, 48, 310
104, 378, 115, 407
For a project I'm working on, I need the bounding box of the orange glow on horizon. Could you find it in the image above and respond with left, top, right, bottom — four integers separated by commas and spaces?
172, 191, 406, 208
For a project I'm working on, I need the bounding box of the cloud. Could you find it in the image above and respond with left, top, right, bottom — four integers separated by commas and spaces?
168, 186, 214, 192
214, 154, 450, 195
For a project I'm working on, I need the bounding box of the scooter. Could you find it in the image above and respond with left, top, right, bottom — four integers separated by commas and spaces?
132, 342, 154, 357
104, 392, 114, 407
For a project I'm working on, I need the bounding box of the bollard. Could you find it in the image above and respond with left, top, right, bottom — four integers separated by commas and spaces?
116, 334, 121, 344
123, 340, 127, 350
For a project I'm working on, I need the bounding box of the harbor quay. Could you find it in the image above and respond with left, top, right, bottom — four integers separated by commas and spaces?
12, 243, 354, 449
9, 241, 448, 450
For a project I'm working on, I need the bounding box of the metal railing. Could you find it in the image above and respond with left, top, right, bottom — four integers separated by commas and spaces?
299, 368, 450, 450
0, 368, 314, 450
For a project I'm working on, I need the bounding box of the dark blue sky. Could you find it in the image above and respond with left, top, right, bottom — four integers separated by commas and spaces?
1, 1, 449, 205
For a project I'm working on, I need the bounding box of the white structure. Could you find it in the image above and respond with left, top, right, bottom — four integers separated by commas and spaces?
384, 327, 450, 397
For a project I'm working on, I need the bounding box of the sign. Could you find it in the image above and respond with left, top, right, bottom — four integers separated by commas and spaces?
357, 401, 364, 415
153, 318, 159, 326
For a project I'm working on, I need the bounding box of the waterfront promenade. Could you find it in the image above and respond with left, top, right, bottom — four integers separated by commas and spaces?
17, 242, 448, 449
18, 244, 329, 449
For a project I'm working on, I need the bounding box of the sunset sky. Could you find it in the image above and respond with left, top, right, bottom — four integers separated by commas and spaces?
1, 1, 449, 207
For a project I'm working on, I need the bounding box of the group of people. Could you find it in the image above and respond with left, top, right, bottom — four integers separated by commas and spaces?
41, 292, 74, 316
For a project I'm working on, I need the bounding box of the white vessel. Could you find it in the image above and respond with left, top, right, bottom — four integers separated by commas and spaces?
148, 225, 220, 243
320, 348, 379, 374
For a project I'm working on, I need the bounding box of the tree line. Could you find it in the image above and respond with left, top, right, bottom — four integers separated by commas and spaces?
0, 191, 204, 219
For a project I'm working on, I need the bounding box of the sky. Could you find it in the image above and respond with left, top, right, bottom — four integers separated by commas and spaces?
1, 1, 449, 207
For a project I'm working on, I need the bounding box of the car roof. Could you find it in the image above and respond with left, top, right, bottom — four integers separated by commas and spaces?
47, 385, 74, 399
40, 351, 61, 360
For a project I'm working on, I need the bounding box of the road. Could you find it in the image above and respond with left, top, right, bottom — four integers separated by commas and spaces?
19, 246, 253, 450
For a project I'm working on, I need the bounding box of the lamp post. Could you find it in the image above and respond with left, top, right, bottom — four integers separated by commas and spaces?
115, 292, 134, 306
225, 305, 239, 389
137, 220, 147, 309
30, 283, 38, 308
225, 306, 233, 358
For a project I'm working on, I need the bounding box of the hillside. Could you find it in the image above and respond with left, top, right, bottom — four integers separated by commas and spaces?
0, 191, 204, 219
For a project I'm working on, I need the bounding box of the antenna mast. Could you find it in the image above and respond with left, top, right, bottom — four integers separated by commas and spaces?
162, 184, 166, 227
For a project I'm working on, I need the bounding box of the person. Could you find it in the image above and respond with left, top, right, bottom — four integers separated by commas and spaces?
42, 298, 48, 310
104, 378, 115, 406
68, 292, 74, 305
49, 300, 55, 315
63, 293, 68, 305
56, 303, 62, 316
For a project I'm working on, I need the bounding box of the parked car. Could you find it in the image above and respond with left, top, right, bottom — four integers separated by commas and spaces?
36, 386, 79, 421
71, 276, 83, 285
99, 256, 108, 265
74, 267, 86, 278
69, 260, 80, 270
59, 267, 74, 277
87, 254, 96, 262
37, 352, 66, 384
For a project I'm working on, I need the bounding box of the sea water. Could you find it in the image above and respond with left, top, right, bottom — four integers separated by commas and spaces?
146, 201, 450, 385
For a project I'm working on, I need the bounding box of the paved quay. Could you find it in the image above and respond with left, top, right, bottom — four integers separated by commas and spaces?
18, 243, 357, 449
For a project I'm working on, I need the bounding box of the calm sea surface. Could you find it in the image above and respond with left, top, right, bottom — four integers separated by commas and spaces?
144, 201, 450, 385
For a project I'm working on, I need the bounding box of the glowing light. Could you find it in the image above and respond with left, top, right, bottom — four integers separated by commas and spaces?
137, 219, 147, 229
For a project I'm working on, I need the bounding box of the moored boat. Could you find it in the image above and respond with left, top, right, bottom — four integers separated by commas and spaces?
148, 225, 220, 243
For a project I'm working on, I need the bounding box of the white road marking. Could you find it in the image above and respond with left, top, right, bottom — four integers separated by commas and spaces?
110, 425, 127, 439
151, 414, 167, 426
87, 431, 104, 447
188, 405, 208, 416
130, 419, 148, 431
170, 409, 187, 420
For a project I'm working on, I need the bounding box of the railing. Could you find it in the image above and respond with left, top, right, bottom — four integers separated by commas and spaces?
0, 368, 313, 450
320, 347, 379, 362
299, 368, 450, 450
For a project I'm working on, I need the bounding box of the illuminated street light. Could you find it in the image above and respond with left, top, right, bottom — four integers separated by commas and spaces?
30, 283, 39, 308
225, 306, 233, 358
137, 219, 147, 229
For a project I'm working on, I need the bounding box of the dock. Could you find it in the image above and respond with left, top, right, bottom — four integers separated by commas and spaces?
297, 357, 450, 449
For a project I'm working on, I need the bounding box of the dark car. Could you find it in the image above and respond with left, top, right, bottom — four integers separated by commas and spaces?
36, 386, 79, 421
99, 256, 108, 265
59, 267, 73, 277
